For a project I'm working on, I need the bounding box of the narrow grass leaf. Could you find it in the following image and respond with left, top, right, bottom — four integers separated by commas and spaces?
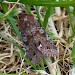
0, 34, 25, 53
16, 51, 37, 70
6, 0, 75, 7
1, 3, 23, 40
66, 7, 75, 35
0, 0, 4, 2
71, 41, 75, 65
0, 12, 4, 20
7, 0, 17, 2
24, 3, 32, 15
1, 3, 8, 13
21, 69, 27, 75
43, 6, 54, 29
20, 0, 75, 7
9, 8, 21, 17
71, 42, 75, 58
35, 6, 42, 27
68, 35, 74, 43
7, 17, 23, 40
40, 58, 45, 71
73, 6, 75, 16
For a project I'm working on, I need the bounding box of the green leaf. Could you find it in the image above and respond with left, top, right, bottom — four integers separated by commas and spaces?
24, 3, 32, 15
6, 0, 75, 7
40, 58, 45, 71
7, 16, 23, 40
71, 41, 75, 65
46, 30, 55, 40
0, 34, 25, 53
16, 51, 37, 70
0, 12, 4, 20
71, 42, 75, 58
20, 0, 75, 7
1, 3, 22, 40
35, 6, 42, 27
67, 35, 74, 43
73, 6, 75, 16
21, 69, 27, 75
5, 0, 74, 7
66, 7, 75, 35
1, 3, 8, 13
9, 8, 21, 17
0, 0, 4, 2
7, 0, 17, 2
43, 6, 54, 29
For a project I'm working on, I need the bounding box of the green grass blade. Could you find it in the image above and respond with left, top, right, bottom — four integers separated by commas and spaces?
21, 69, 27, 75
16, 51, 37, 70
7, 0, 17, 2
43, 6, 54, 29
0, 0, 4, 2
71, 41, 75, 65
1, 3, 23, 40
66, 7, 75, 35
7, 0, 75, 7
0, 12, 4, 20
67, 35, 74, 43
9, 8, 21, 17
24, 3, 32, 15
35, 6, 42, 27
20, 0, 75, 7
7, 17, 23, 40
0, 34, 25, 53
71, 42, 75, 58
1, 3, 8, 13
73, 6, 75, 16
40, 58, 45, 71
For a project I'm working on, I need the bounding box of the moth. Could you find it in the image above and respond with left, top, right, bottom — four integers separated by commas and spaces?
19, 13, 58, 65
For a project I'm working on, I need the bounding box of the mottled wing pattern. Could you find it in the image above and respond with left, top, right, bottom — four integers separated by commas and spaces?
19, 13, 58, 65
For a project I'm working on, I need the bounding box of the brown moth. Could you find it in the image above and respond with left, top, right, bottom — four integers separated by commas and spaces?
19, 13, 58, 65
